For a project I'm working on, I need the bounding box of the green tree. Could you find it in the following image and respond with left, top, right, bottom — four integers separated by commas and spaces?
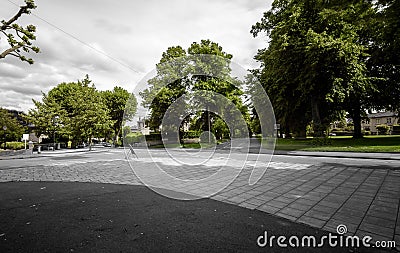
102, 87, 137, 146
28, 75, 112, 149
251, 0, 376, 138
140, 45, 188, 130
368, 0, 400, 113
0, 0, 39, 64
140, 40, 249, 142
28, 91, 66, 141
0, 108, 25, 145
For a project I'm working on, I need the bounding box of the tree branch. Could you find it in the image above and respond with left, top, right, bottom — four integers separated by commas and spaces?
0, 1, 38, 64
0, 43, 24, 59
1, 5, 29, 31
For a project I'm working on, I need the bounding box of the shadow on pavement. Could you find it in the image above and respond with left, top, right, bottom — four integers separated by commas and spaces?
0, 182, 386, 252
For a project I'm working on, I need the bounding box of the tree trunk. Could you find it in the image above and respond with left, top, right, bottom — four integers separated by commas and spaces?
352, 102, 363, 139
311, 96, 324, 137
295, 127, 307, 139
115, 128, 120, 146
284, 125, 291, 139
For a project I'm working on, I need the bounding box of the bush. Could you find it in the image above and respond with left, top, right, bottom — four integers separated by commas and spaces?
124, 132, 144, 144
392, 125, 400, 135
344, 126, 354, 132
376, 125, 389, 135
5, 142, 25, 150
362, 130, 371, 136
115, 139, 122, 147
183, 130, 200, 139
311, 137, 332, 146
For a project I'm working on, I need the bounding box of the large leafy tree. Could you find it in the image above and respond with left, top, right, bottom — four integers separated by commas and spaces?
141, 40, 249, 141
102, 87, 137, 145
252, 0, 376, 138
188, 40, 248, 137
0, 0, 39, 64
369, 0, 400, 113
141, 45, 188, 130
28, 76, 112, 148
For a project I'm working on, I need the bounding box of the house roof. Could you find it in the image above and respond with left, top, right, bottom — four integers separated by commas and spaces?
367, 111, 397, 118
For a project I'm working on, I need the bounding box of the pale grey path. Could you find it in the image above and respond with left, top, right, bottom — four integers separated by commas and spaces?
0, 148, 399, 248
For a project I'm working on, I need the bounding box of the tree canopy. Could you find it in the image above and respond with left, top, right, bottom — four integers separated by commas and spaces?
140, 39, 249, 141
252, 0, 377, 138
28, 75, 136, 147
102, 86, 137, 145
368, 0, 400, 113
0, 108, 26, 143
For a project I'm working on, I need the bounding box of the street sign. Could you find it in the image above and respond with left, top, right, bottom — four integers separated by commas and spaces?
22, 134, 29, 150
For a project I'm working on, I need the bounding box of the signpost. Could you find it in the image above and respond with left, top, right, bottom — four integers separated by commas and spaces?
22, 134, 29, 150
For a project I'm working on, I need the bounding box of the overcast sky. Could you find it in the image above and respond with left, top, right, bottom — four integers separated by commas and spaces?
0, 0, 272, 112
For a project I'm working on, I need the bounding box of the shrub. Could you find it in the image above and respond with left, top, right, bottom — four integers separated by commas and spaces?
344, 126, 354, 132
183, 130, 200, 139
5, 142, 25, 150
124, 132, 144, 144
362, 130, 371, 136
376, 124, 389, 135
311, 137, 332, 146
392, 125, 400, 135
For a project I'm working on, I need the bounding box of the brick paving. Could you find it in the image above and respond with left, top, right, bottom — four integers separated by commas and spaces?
0, 150, 399, 248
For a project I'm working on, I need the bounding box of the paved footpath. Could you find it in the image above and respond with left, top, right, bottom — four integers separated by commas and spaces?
0, 148, 399, 249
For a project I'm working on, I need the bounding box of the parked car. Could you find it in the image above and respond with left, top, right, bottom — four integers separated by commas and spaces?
102, 142, 111, 147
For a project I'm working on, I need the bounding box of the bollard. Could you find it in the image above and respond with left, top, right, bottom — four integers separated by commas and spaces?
38, 146, 41, 154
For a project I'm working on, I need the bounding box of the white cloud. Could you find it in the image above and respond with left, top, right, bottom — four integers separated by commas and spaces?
0, 0, 272, 112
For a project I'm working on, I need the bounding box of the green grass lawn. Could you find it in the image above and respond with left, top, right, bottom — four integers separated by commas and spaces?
275, 135, 400, 153
149, 135, 400, 153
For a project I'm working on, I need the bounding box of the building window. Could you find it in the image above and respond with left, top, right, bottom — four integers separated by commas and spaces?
387, 118, 392, 124
376, 119, 380, 124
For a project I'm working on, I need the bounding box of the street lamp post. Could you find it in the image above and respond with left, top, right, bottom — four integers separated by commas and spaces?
53, 116, 59, 151
2, 126, 7, 150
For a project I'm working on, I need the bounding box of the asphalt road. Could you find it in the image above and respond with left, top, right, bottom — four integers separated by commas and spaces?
0, 181, 382, 253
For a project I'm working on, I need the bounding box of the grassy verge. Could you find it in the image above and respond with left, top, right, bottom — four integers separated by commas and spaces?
275, 135, 400, 153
